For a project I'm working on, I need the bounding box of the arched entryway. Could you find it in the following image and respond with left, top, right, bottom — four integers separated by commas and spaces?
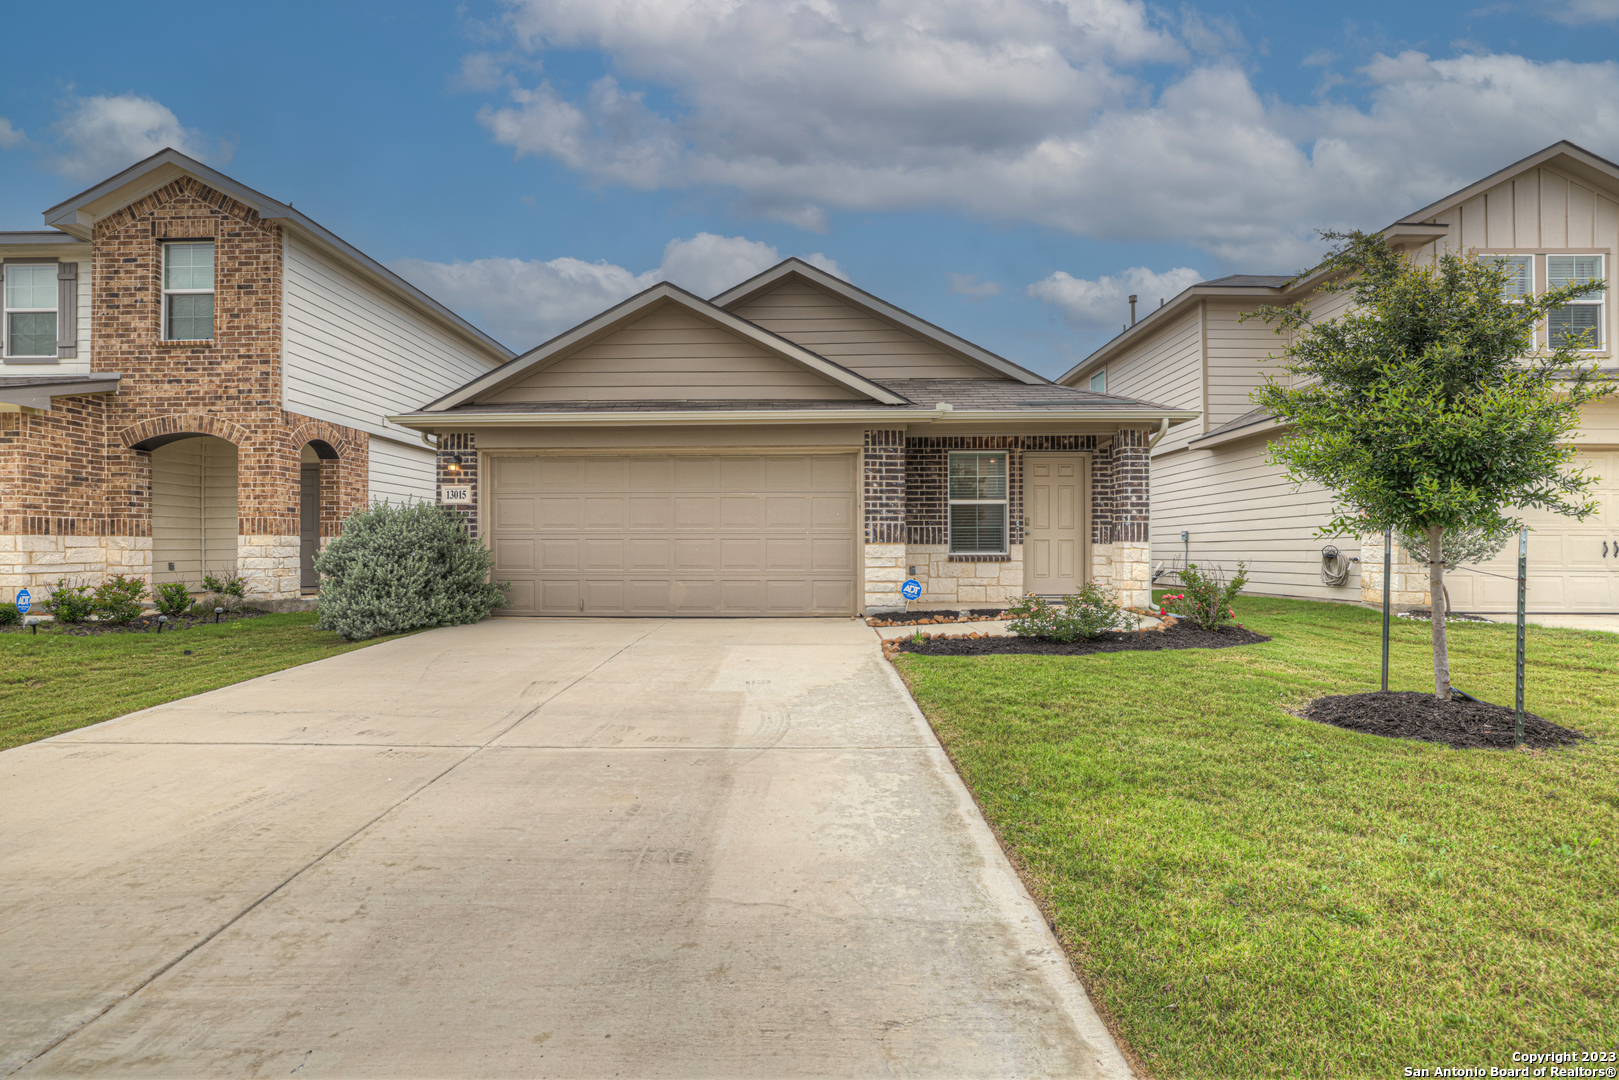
300, 439, 340, 592
146, 434, 239, 588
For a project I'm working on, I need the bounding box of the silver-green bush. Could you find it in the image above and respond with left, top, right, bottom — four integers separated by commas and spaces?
314, 501, 508, 641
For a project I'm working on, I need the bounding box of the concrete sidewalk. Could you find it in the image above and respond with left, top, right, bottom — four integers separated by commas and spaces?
1, 618, 1131, 1078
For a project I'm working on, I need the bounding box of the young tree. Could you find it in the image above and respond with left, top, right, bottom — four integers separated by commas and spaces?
1251, 231, 1612, 700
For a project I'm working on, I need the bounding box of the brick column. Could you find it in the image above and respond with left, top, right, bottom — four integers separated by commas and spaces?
1089, 428, 1152, 609
862, 429, 906, 612
436, 433, 479, 538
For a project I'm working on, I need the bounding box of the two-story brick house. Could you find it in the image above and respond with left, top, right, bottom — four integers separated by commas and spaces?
0, 149, 512, 607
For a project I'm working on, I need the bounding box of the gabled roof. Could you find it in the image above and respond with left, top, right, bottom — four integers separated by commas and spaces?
421, 281, 913, 411
38, 148, 513, 362
1393, 140, 1619, 226
711, 259, 1048, 385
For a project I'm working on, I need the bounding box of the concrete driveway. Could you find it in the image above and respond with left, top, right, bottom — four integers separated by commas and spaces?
1, 618, 1130, 1078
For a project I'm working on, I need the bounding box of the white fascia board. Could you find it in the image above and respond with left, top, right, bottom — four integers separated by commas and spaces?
386, 406, 1201, 429
388, 408, 942, 428
1393, 141, 1619, 228
423, 283, 909, 411
711, 259, 1048, 384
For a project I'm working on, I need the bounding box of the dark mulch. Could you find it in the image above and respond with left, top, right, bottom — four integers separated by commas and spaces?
893, 620, 1270, 656
868, 608, 1008, 626
1301, 691, 1586, 750
2, 608, 270, 636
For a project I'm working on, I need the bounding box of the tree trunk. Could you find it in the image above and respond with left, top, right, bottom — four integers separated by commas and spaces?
1428, 525, 1452, 701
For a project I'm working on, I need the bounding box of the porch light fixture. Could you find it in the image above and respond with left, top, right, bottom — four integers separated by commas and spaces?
445, 453, 462, 473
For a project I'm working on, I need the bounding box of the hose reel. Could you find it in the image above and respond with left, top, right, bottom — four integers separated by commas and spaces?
1320, 544, 1352, 587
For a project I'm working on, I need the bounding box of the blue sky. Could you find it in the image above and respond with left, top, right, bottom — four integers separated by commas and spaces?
4, 0, 1619, 377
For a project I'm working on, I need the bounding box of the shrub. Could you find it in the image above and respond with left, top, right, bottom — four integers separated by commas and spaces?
1162, 561, 1249, 630
44, 579, 96, 623
92, 574, 149, 624
314, 500, 508, 641
0, 604, 19, 627
155, 581, 194, 619
203, 570, 247, 610
188, 601, 212, 617
1007, 583, 1137, 643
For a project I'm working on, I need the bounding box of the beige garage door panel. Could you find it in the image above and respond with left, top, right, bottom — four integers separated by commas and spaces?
492, 453, 857, 616
1444, 450, 1619, 612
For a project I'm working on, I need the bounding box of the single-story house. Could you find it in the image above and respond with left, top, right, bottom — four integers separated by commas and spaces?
1056, 140, 1619, 614
0, 149, 512, 607
389, 261, 1196, 616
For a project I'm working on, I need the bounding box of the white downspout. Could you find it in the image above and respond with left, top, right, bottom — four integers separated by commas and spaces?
1148, 416, 1170, 450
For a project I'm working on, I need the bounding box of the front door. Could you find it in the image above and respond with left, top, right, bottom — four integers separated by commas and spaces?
1023, 453, 1087, 596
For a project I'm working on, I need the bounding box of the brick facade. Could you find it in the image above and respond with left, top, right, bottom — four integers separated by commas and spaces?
436, 432, 479, 539
0, 176, 369, 607
858, 428, 1157, 612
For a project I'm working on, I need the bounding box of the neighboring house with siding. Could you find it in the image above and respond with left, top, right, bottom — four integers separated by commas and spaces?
389, 260, 1197, 617
0, 149, 511, 607
1057, 141, 1619, 615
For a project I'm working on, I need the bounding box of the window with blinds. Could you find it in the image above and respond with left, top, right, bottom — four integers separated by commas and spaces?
4, 263, 58, 358
1547, 254, 1605, 350
1483, 253, 1534, 298
948, 451, 1008, 554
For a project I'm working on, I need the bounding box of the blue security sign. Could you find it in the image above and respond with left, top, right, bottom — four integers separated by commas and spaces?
14, 588, 29, 616
900, 579, 922, 601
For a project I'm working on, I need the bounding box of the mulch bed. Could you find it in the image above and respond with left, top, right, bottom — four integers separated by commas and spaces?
2, 608, 270, 636
867, 608, 1009, 627
890, 619, 1269, 656
1301, 691, 1586, 750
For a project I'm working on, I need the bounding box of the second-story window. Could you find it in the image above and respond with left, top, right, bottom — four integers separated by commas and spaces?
1089, 369, 1107, 393
4, 263, 58, 358
163, 242, 214, 341
1546, 254, 1605, 350
1485, 253, 1534, 298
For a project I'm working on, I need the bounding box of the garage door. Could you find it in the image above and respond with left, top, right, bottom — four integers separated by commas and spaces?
489, 453, 858, 616
1445, 450, 1619, 612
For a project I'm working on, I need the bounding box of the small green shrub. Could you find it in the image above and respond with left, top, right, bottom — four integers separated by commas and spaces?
1162, 561, 1249, 630
203, 570, 247, 606
0, 604, 19, 627
188, 601, 212, 617
155, 581, 193, 619
92, 574, 149, 624
1007, 583, 1136, 642
314, 500, 509, 641
44, 579, 96, 623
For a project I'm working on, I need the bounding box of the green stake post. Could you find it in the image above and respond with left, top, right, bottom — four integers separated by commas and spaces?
1382, 526, 1392, 693
1515, 526, 1528, 747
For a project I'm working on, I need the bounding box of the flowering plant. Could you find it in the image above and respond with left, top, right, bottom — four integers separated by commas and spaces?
1159, 562, 1249, 630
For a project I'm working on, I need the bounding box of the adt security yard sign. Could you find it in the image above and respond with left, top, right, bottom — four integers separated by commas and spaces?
900, 579, 922, 601
14, 588, 29, 616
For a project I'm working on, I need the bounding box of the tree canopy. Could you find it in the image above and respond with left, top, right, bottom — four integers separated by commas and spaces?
1250, 230, 1613, 698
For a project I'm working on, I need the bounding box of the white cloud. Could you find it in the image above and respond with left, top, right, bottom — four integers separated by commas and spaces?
46, 94, 229, 182
472, 1, 1619, 265
1541, 0, 1619, 23
0, 118, 26, 150
394, 233, 842, 348
947, 272, 1002, 299
1027, 266, 1203, 329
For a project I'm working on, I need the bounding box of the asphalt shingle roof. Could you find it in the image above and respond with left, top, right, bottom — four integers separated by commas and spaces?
1198, 274, 1295, 288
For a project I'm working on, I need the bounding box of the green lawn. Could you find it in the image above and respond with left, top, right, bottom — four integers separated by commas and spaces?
0, 613, 407, 751
895, 596, 1618, 1079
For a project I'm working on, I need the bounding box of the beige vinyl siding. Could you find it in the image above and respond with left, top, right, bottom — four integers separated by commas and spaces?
729, 279, 999, 381
1421, 165, 1619, 355
151, 436, 238, 588
368, 436, 438, 505
1202, 300, 1290, 428
1098, 306, 1203, 453
484, 304, 861, 403
282, 234, 502, 438
1151, 437, 1361, 602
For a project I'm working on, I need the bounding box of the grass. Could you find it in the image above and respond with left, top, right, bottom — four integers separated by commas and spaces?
0, 612, 408, 751
894, 596, 1618, 1079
